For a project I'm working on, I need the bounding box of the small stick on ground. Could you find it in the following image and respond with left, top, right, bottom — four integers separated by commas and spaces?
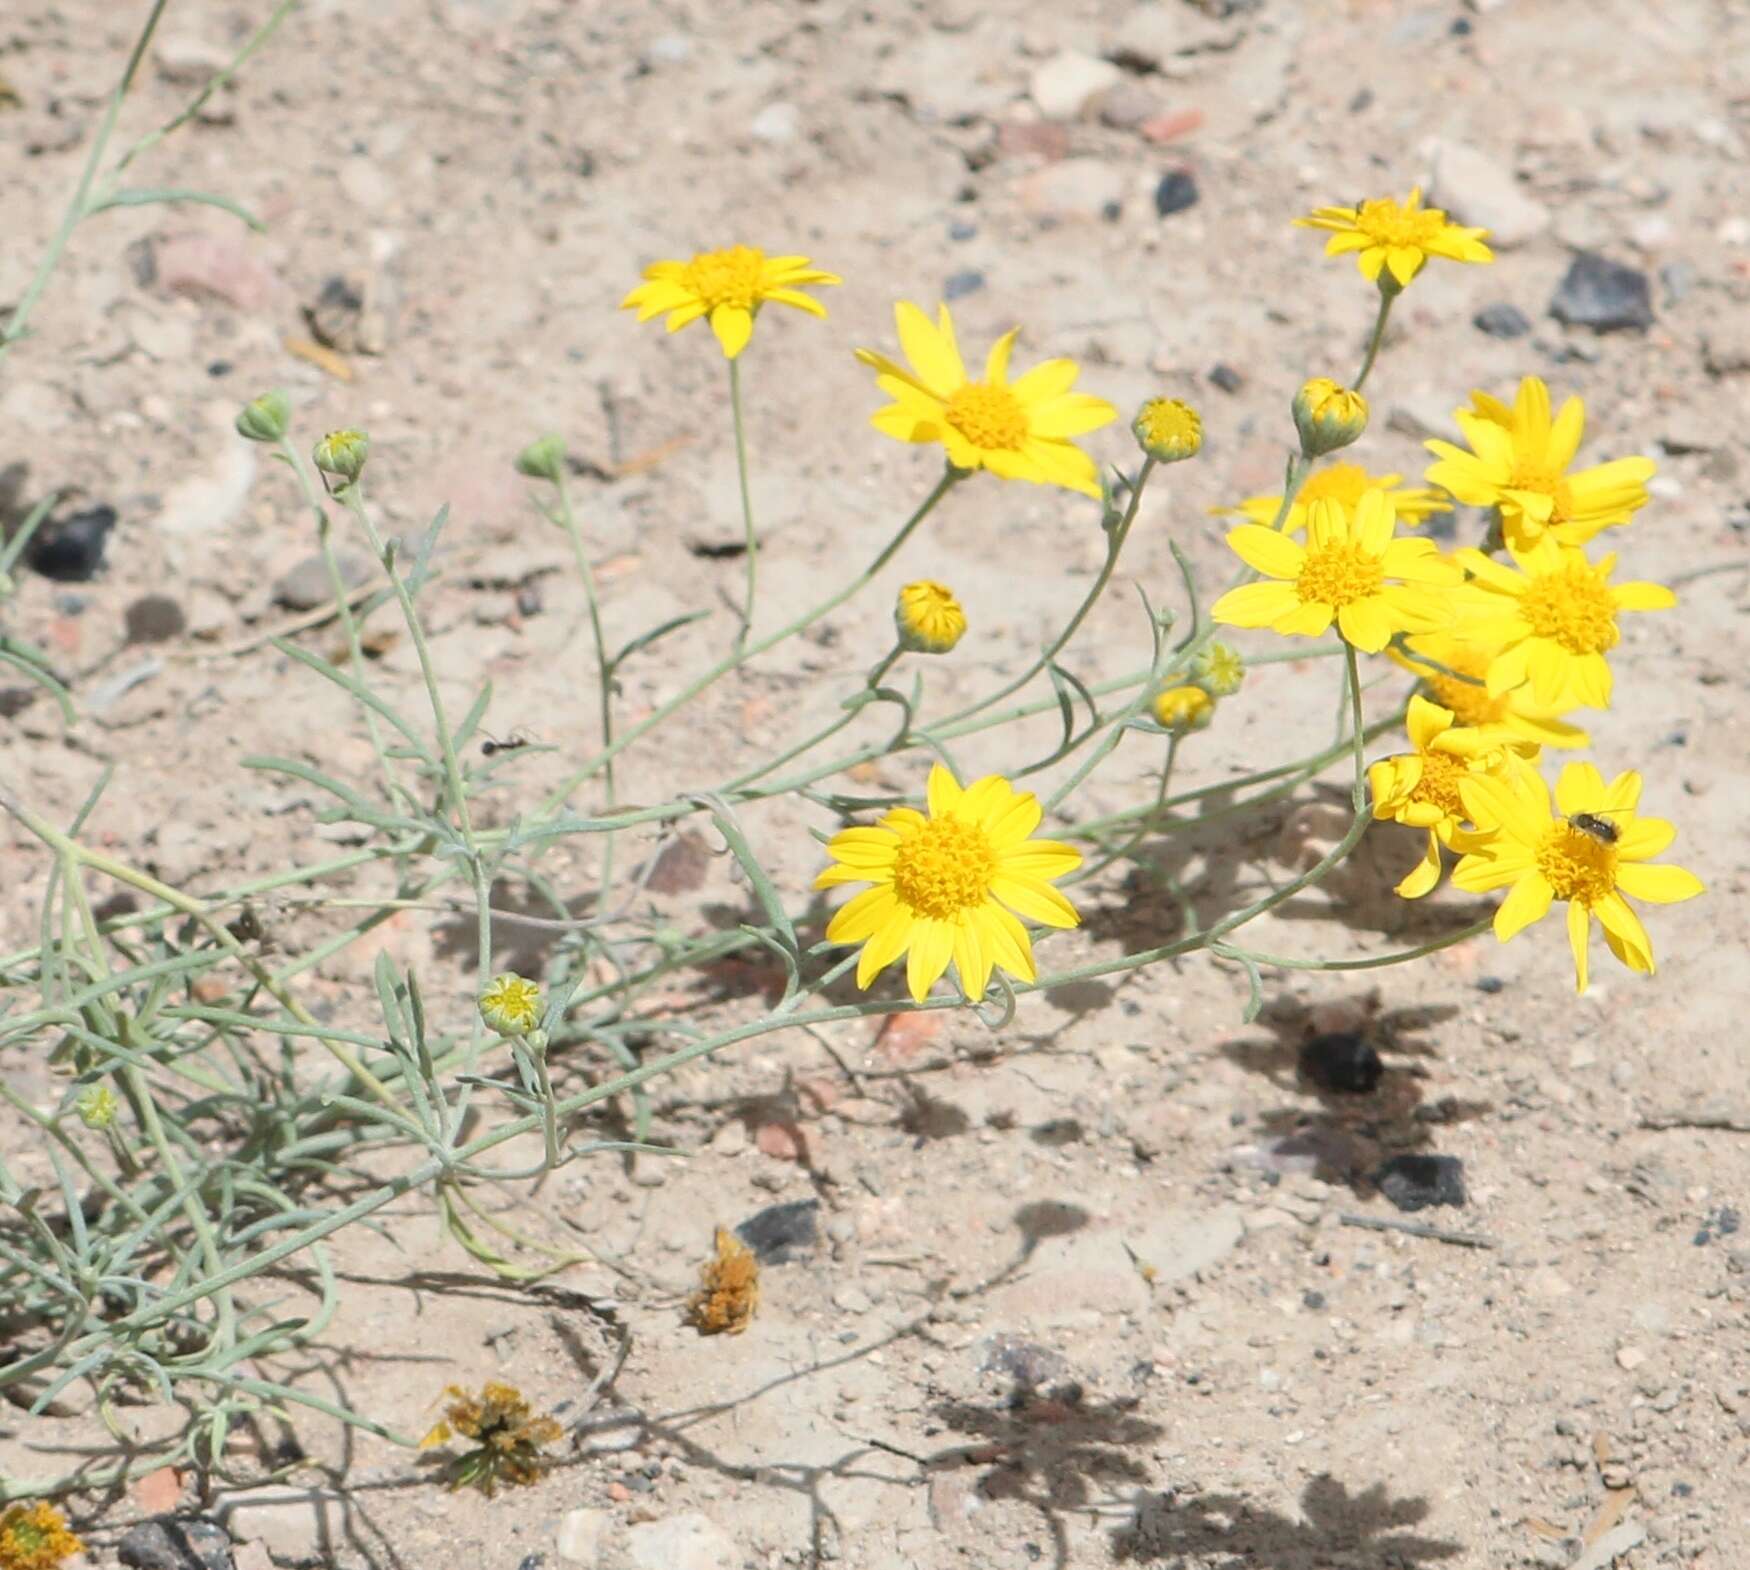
1639, 1107, 1750, 1133
1339, 1212, 1497, 1249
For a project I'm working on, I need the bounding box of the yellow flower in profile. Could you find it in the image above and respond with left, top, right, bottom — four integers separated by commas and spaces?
815, 764, 1081, 1002
855, 302, 1117, 498
895, 580, 966, 654
1296, 187, 1493, 288
1424, 376, 1656, 554
1219, 461, 1452, 535
1451, 544, 1676, 710
1211, 490, 1461, 653
1454, 762, 1703, 992
0, 1502, 83, 1570
1367, 695, 1530, 898
1152, 683, 1214, 734
1192, 640, 1246, 697
620, 245, 841, 359
1390, 630, 1589, 750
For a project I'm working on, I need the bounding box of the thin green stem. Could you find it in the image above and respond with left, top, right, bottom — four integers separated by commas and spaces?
535, 466, 962, 818
1353, 287, 1397, 392
728, 357, 758, 648
931, 458, 1158, 733
553, 473, 620, 898
1344, 642, 1367, 811
722, 645, 902, 794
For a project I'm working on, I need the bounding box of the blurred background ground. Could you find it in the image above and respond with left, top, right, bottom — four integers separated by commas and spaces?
1, 1, 1747, 1566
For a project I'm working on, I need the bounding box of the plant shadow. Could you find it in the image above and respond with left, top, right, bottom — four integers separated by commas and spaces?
1113, 1472, 1464, 1565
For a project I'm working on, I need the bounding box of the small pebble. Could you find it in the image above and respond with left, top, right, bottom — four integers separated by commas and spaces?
948, 220, 978, 242
125, 593, 187, 644
1374, 1154, 1467, 1212
1472, 302, 1531, 338
1549, 252, 1655, 332
943, 269, 985, 301
1299, 1031, 1383, 1095
1207, 363, 1243, 393
274, 550, 371, 611
734, 1199, 820, 1264
1154, 169, 1199, 217
30, 505, 117, 581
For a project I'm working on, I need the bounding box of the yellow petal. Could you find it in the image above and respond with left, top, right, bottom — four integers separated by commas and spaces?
857, 907, 916, 988
1494, 870, 1554, 940
1226, 524, 1305, 579
826, 886, 898, 944
711, 304, 754, 359
991, 876, 1080, 929
1567, 898, 1591, 992
926, 763, 963, 817
906, 919, 955, 1001
894, 301, 964, 396
1612, 862, 1703, 903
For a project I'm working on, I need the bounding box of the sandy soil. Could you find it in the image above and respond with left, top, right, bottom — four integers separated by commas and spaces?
2, 0, 1748, 1567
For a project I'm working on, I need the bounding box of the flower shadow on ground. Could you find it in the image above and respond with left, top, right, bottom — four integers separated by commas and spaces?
1113, 1473, 1463, 1566
1215, 990, 1493, 1193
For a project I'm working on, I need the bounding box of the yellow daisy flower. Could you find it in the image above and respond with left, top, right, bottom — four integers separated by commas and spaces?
854, 302, 1117, 499
1210, 489, 1461, 653
1451, 544, 1676, 710
1454, 762, 1703, 992
815, 764, 1082, 1002
1295, 187, 1493, 288
1390, 630, 1590, 750
620, 245, 841, 359
1218, 461, 1452, 535
895, 580, 966, 654
0, 1502, 83, 1570
1367, 695, 1531, 898
1424, 376, 1656, 554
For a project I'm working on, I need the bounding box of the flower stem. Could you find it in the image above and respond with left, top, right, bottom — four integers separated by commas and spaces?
728, 357, 758, 648
534, 466, 962, 818
1353, 289, 1396, 391
931, 458, 1158, 733
553, 471, 620, 898
1344, 641, 1367, 811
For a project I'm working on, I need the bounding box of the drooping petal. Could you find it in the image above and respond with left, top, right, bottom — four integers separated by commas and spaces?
857, 907, 916, 987
952, 914, 993, 1000
1337, 598, 1394, 653
976, 903, 1036, 983
1494, 871, 1554, 940
710, 304, 754, 359
906, 918, 956, 1002
1592, 892, 1654, 969
1566, 899, 1591, 992
1395, 831, 1444, 899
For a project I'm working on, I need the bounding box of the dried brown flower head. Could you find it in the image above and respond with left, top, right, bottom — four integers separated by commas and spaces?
0, 1502, 84, 1570
418, 1381, 563, 1496
686, 1226, 760, 1335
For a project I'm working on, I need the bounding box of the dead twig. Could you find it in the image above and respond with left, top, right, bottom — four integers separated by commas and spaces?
1339, 1212, 1497, 1249
1638, 1108, 1750, 1133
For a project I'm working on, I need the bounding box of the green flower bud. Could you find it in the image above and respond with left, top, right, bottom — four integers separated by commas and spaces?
1192, 640, 1246, 697
479, 972, 542, 1038
1131, 397, 1202, 464
76, 1084, 119, 1129
312, 428, 370, 483
235, 389, 291, 444
515, 434, 567, 483
1292, 379, 1368, 459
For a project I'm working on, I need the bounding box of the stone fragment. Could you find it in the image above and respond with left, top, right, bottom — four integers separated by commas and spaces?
625, 1511, 739, 1570
29, 506, 116, 581
1029, 51, 1122, 120
273, 551, 371, 611
1423, 138, 1549, 248
1374, 1154, 1466, 1212
1549, 253, 1654, 332
555, 1507, 612, 1565
1153, 168, 1199, 217
1017, 157, 1127, 222
1473, 302, 1531, 338
151, 230, 284, 312
735, 1198, 820, 1264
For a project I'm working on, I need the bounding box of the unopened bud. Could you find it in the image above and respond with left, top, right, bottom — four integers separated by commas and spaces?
235, 389, 291, 444
1131, 397, 1202, 464
894, 579, 967, 655
515, 434, 567, 483
312, 428, 369, 483
1152, 683, 1215, 735
479, 972, 542, 1038
1292, 379, 1368, 459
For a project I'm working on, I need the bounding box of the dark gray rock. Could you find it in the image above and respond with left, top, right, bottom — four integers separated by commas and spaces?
118, 1517, 232, 1570
125, 593, 187, 644
734, 1198, 819, 1263
1207, 363, 1243, 394
943, 269, 985, 301
1549, 252, 1654, 332
1154, 169, 1199, 217
1473, 302, 1531, 339
29, 505, 116, 581
1374, 1154, 1467, 1212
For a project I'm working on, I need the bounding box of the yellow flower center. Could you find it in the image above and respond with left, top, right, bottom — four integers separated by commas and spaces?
892, 818, 997, 920
1412, 750, 1466, 817
1536, 822, 1618, 906
1520, 562, 1619, 655
1299, 463, 1371, 508
1297, 540, 1383, 608
944, 381, 1029, 451
1508, 457, 1575, 521
1356, 197, 1445, 249
682, 245, 766, 310
1427, 668, 1506, 728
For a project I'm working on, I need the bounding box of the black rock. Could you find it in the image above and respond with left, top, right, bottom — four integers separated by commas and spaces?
1154, 169, 1199, 218
1208, 363, 1243, 394
118, 1517, 232, 1570
1374, 1154, 1467, 1213
29, 505, 116, 581
943, 268, 986, 301
1473, 302, 1531, 339
1549, 252, 1654, 332
734, 1198, 819, 1264
1300, 1031, 1383, 1094
125, 593, 187, 644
